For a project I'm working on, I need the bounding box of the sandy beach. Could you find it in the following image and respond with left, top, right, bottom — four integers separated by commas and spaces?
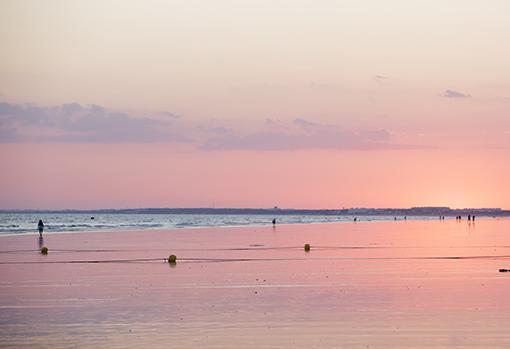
1, 219, 509, 348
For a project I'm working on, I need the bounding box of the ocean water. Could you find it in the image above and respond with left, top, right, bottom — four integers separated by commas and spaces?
0, 213, 435, 235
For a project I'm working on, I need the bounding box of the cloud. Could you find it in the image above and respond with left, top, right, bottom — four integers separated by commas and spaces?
61, 102, 83, 114
0, 125, 21, 142
293, 118, 317, 127
158, 111, 181, 119
200, 118, 410, 151
440, 90, 471, 98
1, 100, 419, 151
0, 101, 191, 143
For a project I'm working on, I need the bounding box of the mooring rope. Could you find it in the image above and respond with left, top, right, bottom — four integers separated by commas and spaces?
1, 254, 509, 265
2, 244, 510, 254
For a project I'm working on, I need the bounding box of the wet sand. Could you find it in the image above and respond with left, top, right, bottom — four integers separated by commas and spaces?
1, 219, 509, 348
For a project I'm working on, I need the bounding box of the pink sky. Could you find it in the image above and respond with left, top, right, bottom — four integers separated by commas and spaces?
1, 0, 510, 209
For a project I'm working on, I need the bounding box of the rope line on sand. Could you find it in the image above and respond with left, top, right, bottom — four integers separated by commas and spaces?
0, 257, 164, 264
2, 244, 510, 254
0, 250, 43, 254
179, 254, 510, 262
1, 254, 510, 265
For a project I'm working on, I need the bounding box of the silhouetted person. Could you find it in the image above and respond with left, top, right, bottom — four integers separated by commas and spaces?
472, 215, 476, 221
37, 220, 44, 237
404, 216, 407, 220
272, 218, 276, 226
354, 217, 357, 222
468, 215, 471, 221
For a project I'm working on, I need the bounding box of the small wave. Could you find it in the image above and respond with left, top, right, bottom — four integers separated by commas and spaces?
174, 222, 196, 228
118, 223, 163, 228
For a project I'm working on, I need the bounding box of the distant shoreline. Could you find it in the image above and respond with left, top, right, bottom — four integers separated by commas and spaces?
1, 207, 509, 216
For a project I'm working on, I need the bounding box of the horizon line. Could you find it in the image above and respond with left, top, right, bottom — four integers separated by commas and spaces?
0, 206, 506, 212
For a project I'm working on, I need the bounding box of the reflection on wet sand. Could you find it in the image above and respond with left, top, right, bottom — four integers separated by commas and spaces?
1, 219, 510, 348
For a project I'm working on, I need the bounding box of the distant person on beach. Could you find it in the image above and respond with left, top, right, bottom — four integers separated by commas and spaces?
472, 215, 476, 221
37, 220, 44, 236
272, 218, 276, 226
468, 215, 471, 221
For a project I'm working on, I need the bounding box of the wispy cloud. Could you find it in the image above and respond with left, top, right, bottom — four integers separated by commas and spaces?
1, 100, 420, 151
200, 118, 415, 151
440, 89, 471, 98
0, 101, 190, 143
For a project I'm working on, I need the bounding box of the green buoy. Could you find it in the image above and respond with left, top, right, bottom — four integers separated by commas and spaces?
41, 246, 48, 255
168, 254, 177, 264
304, 244, 311, 252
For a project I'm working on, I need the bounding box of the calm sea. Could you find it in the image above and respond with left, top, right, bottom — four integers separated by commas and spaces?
0, 213, 436, 235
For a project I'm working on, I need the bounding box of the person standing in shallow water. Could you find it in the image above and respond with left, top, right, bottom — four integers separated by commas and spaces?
272, 218, 276, 226
37, 220, 44, 237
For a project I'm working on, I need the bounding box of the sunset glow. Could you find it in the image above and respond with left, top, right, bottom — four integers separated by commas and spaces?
1, 0, 509, 209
